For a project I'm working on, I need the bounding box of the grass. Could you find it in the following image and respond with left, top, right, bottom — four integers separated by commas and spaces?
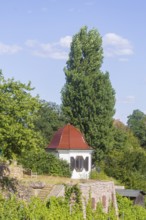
20, 174, 88, 185
20, 171, 121, 187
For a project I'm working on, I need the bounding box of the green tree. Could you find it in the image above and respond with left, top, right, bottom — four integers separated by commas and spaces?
0, 71, 43, 159
127, 109, 146, 148
34, 100, 65, 145
61, 26, 115, 160
113, 119, 140, 151
105, 148, 146, 191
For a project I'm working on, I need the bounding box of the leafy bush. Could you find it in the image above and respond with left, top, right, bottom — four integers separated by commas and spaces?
90, 170, 119, 185
18, 150, 71, 177
90, 170, 110, 180
0, 194, 84, 220
0, 192, 146, 219
117, 194, 146, 219
104, 149, 146, 191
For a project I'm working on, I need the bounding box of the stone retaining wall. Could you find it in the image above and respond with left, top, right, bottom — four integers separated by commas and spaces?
79, 181, 119, 218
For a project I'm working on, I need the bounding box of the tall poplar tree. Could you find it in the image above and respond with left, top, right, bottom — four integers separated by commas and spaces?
61, 26, 115, 160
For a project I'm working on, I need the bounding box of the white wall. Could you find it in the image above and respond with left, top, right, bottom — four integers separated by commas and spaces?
57, 150, 93, 179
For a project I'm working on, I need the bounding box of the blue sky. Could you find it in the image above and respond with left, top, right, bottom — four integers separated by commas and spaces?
0, 0, 146, 124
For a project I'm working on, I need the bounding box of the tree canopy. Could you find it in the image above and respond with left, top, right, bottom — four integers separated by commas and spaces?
34, 100, 65, 145
61, 26, 115, 160
113, 119, 140, 151
0, 71, 43, 159
104, 119, 146, 191
127, 109, 146, 149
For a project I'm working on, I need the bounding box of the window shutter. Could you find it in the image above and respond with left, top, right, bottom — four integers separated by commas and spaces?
75, 156, 84, 172
70, 157, 75, 171
84, 157, 89, 171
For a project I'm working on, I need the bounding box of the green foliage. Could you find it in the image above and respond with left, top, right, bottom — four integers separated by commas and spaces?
1, 192, 146, 219
85, 195, 117, 220
18, 149, 71, 177
0, 176, 18, 192
127, 109, 146, 149
85, 195, 94, 220
65, 184, 82, 209
34, 100, 65, 145
89, 169, 119, 184
105, 148, 146, 191
103, 119, 146, 191
0, 194, 83, 220
0, 194, 27, 220
26, 197, 51, 220
113, 120, 140, 151
0, 193, 119, 219
117, 194, 146, 219
46, 196, 72, 220
61, 26, 115, 160
0, 71, 44, 159
0, 156, 7, 163
93, 203, 108, 219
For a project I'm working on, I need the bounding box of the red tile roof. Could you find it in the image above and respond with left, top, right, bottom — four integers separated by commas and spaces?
47, 124, 92, 150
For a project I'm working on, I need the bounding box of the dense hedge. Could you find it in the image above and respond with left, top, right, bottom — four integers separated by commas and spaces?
18, 150, 71, 177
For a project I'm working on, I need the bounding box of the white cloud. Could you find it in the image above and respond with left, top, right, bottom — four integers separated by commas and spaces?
117, 95, 135, 104
103, 33, 133, 58
0, 42, 22, 55
33, 43, 68, 59
59, 36, 72, 48
25, 35, 72, 60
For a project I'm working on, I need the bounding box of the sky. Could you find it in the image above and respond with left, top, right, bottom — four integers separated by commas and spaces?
0, 0, 146, 124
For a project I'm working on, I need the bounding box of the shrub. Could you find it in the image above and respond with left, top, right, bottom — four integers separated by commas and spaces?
90, 169, 112, 181
117, 194, 146, 219
18, 150, 71, 177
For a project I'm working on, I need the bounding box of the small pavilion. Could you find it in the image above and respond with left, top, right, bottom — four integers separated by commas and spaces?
46, 124, 93, 179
